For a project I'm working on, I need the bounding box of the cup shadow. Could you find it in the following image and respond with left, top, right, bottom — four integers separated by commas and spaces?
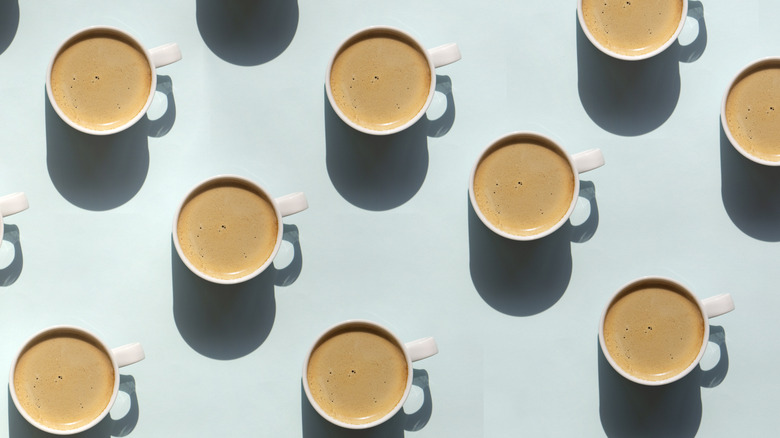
468, 201, 572, 316
45, 90, 148, 211
598, 341, 702, 438
0, 0, 19, 56
171, 224, 303, 360
599, 324, 729, 438
468, 180, 600, 316
576, 18, 682, 136
45, 75, 177, 211
0, 224, 23, 287
720, 121, 780, 242
7, 374, 139, 438
196, 0, 299, 66
324, 75, 455, 211
300, 369, 432, 438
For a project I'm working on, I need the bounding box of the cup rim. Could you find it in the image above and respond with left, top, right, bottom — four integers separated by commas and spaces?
172, 174, 284, 285
720, 56, 780, 166
598, 276, 711, 386
301, 319, 414, 429
468, 131, 581, 241
576, 0, 689, 61
45, 25, 159, 136
8, 325, 121, 435
325, 25, 437, 136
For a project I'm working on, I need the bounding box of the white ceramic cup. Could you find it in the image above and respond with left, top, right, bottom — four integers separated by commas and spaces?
468, 132, 604, 241
577, 0, 688, 61
721, 57, 780, 166
9, 325, 145, 435
599, 277, 735, 386
172, 175, 308, 285
0, 192, 29, 246
302, 319, 438, 429
46, 25, 182, 135
326, 25, 461, 135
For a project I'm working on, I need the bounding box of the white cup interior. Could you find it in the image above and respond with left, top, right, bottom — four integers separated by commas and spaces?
720, 57, 780, 166
8, 325, 121, 435
45, 25, 158, 136
325, 25, 437, 136
598, 277, 711, 386
468, 132, 581, 241
172, 175, 284, 285
576, 0, 689, 61
301, 320, 414, 429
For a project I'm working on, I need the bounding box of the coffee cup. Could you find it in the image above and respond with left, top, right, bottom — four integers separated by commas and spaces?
302, 320, 438, 429
0, 192, 29, 246
577, 0, 688, 60
721, 57, 780, 166
9, 325, 145, 435
468, 132, 604, 241
326, 25, 461, 135
599, 277, 735, 386
173, 175, 308, 284
46, 25, 182, 135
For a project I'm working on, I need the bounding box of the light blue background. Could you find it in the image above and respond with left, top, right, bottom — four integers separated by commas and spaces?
0, 0, 774, 436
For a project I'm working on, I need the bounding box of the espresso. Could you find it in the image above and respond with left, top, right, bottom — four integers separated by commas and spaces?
725, 63, 780, 162
13, 329, 115, 431
603, 281, 705, 382
177, 179, 278, 281
473, 138, 575, 237
307, 324, 408, 425
581, 0, 684, 56
50, 30, 152, 131
330, 31, 431, 131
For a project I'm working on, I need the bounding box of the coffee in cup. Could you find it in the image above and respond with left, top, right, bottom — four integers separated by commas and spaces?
326, 26, 461, 135
302, 320, 438, 429
722, 57, 780, 165
468, 132, 604, 241
46, 26, 181, 135
9, 326, 144, 434
578, 0, 687, 60
173, 175, 308, 284
599, 277, 734, 385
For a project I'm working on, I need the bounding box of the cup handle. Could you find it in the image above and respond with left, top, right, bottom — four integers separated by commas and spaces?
569, 181, 599, 244
402, 369, 433, 432
700, 325, 729, 388
702, 294, 735, 319
148, 43, 182, 69
112, 343, 146, 368
110, 375, 140, 437
678, 0, 706, 63
275, 192, 309, 217
405, 337, 438, 362
571, 149, 605, 174
0, 193, 29, 217
428, 43, 461, 68
273, 224, 303, 287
